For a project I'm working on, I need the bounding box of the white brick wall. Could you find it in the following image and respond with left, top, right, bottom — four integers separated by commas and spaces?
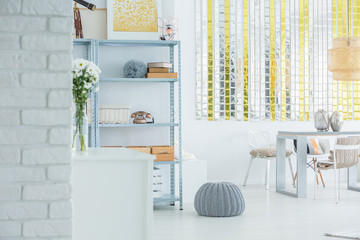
0, 16, 47, 32
23, 219, 72, 237
0, 0, 73, 239
0, 34, 20, 50
0, 0, 21, 14
49, 54, 72, 71
23, 184, 71, 200
50, 201, 73, 218
0, 148, 21, 164
48, 165, 72, 181
23, 147, 71, 165
0, 72, 20, 88
21, 73, 71, 89
49, 127, 72, 145
22, 109, 72, 126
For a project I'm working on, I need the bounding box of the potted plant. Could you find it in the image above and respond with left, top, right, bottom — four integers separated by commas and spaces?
72, 58, 101, 151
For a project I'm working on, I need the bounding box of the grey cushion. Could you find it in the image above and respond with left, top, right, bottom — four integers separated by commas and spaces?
194, 182, 245, 217
250, 148, 293, 157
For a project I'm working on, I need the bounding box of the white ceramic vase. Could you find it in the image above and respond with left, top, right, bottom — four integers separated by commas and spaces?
314, 110, 330, 132
330, 111, 343, 132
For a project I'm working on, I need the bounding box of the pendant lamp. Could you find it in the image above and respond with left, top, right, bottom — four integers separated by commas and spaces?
328, 0, 360, 81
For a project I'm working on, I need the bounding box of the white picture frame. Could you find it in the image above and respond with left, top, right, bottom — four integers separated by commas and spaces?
106, 0, 162, 40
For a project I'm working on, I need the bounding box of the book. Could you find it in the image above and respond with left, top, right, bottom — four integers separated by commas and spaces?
148, 67, 170, 73
146, 73, 178, 78
147, 62, 173, 68
86, 98, 92, 124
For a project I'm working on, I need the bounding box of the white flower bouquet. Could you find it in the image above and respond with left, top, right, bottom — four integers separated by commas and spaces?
72, 58, 101, 151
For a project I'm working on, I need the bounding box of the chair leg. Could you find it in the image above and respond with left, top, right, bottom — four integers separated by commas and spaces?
313, 160, 319, 185
264, 162, 268, 186
334, 168, 339, 204
287, 156, 296, 187
243, 157, 254, 187
318, 169, 325, 188
294, 159, 315, 184
266, 159, 270, 190
314, 160, 318, 200
338, 169, 340, 199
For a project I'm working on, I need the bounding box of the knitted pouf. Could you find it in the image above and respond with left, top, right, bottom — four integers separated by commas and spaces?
194, 182, 245, 217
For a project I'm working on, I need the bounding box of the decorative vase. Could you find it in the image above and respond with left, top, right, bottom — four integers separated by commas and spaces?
330, 111, 343, 132
73, 104, 88, 152
314, 110, 330, 132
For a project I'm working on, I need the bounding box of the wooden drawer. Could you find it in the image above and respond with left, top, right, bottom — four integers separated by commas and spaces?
153, 153, 174, 162
152, 146, 174, 162
127, 146, 151, 154
151, 145, 174, 154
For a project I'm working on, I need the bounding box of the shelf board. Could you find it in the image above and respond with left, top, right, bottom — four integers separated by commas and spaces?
73, 38, 92, 45
98, 39, 179, 47
153, 194, 180, 203
154, 161, 180, 165
100, 78, 178, 83
99, 123, 179, 128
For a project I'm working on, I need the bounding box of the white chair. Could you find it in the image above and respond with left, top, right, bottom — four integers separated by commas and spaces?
314, 136, 360, 203
293, 138, 331, 188
243, 130, 295, 190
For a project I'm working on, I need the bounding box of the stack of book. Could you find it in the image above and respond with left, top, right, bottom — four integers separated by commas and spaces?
146, 62, 178, 78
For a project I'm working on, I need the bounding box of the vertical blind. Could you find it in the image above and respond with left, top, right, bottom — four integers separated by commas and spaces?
196, 0, 360, 121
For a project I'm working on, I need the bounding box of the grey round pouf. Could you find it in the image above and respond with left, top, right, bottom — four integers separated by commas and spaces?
194, 182, 245, 217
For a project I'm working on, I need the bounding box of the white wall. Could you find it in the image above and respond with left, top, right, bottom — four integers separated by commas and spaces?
0, 0, 73, 238
173, 0, 360, 185
82, 0, 360, 185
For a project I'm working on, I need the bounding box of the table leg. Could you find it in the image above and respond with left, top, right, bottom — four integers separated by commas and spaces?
348, 165, 360, 191
276, 137, 286, 192
296, 136, 307, 198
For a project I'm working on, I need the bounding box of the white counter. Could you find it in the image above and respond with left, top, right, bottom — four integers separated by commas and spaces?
73, 148, 155, 240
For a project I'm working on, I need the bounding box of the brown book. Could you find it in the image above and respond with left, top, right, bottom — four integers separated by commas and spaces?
148, 68, 170, 73
147, 62, 172, 68
146, 73, 178, 78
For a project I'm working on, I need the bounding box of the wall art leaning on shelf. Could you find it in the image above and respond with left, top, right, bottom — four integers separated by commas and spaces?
107, 0, 162, 40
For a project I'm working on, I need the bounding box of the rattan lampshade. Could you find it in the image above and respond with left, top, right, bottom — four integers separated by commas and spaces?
328, 38, 360, 81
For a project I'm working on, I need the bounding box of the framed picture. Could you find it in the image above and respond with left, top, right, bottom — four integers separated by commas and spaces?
107, 0, 162, 40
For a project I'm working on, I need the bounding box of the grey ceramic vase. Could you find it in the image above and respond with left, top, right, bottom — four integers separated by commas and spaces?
330, 111, 343, 132
314, 109, 330, 132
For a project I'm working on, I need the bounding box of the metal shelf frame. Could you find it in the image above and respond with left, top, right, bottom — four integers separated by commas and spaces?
73, 39, 183, 210
73, 39, 97, 147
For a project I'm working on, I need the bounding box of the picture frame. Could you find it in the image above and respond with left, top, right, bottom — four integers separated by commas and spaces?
106, 0, 162, 40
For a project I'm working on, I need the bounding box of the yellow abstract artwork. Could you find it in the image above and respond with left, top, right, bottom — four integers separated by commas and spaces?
113, 0, 158, 32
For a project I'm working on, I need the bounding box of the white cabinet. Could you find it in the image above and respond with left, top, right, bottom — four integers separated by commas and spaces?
73, 148, 155, 240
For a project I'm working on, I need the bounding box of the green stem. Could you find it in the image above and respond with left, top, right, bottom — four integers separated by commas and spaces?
73, 102, 86, 151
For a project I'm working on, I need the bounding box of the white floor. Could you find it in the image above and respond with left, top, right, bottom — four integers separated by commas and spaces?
154, 184, 360, 240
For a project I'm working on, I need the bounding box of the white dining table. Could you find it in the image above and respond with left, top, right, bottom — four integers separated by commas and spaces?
276, 131, 360, 197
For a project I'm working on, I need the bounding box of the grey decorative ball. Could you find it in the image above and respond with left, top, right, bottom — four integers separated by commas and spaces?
123, 60, 147, 78
194, 182, 245, 217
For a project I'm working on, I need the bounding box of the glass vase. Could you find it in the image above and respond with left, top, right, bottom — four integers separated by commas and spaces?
73, 104, 88, 152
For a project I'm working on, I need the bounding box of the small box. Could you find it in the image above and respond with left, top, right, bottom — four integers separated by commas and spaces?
127, 146, 151, 154
151, 145, 174, 162
99, 105, 130, 124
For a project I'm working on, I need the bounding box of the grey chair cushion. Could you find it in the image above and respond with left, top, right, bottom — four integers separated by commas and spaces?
250, 148, 293, 158
194, 182, 245, 217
